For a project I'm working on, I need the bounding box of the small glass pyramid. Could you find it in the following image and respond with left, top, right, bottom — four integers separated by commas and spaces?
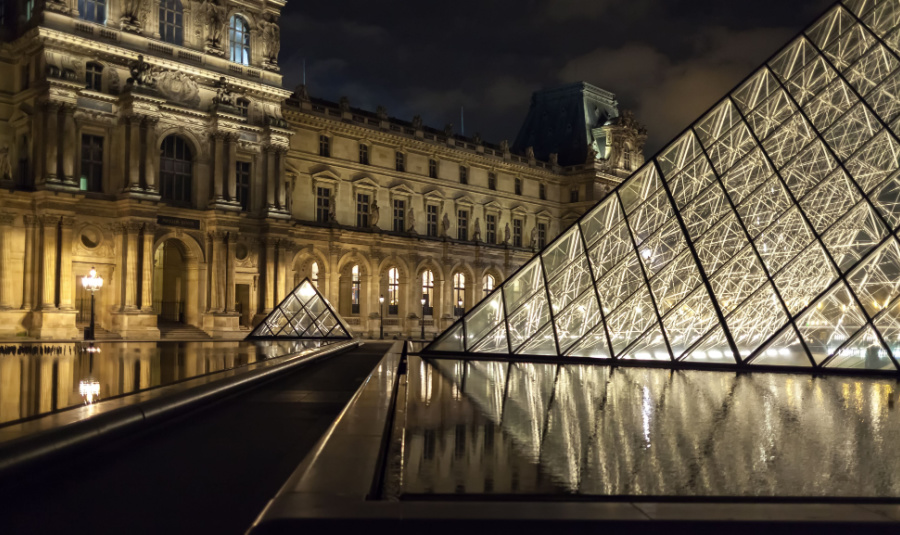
425, 0, 900, 374
246, 278, 353, 340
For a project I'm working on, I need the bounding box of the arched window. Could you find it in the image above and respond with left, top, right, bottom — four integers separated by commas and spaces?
159, 0, 184, 46
388, 268, 399, 315
453, 273, 465, 316
483, 274, 495, 297
422, 270, 434, 316
159, 135, 192, 205
78, 0, 106, 23
229, 15, 251, 65
351, 265, 360, 314
311, 262, 319, 288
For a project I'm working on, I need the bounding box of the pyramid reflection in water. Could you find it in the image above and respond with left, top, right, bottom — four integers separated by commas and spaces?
247, 278, 353, 340
426, 0, 900, 373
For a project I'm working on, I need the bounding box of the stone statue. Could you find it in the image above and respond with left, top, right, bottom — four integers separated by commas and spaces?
127, 55, 154, 87
442, 212, 451, 238
370, 200, 380, 228
339, 96, 350, 112
473, 132, 482, 145
294, 84, 310, 102
328, 192, 337, 223
376, 105, 388, 120
212, 76, 235, 107
500, 140, 510, 153
121, 0, 149, 31
257, 14, 282, 65
199, 0, 228, 49
0, 146, 11, 180
504, 222, 511, 244
473, 218, 482, 242
530, 225, 537, 249
525, 146, 535, 160
549, 153, 559, 166
586, 147, 598, 163
406, 206, 416, 233
412, 115, 423, 130
444, 123, 453, 137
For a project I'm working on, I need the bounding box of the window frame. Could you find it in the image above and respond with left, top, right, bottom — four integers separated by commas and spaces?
228, 15, 251, 66
78, 0, 106, 24
159, 135, 193, 205
457, 209, 469, 241
459, 165, 468, 185
158, 0, 184, 46
79, 133, 104, 193
315, 186, 331, 223
356, 192, 370, 228
426, 204, 439, 237
513, 218, 523, 248
428, 158, 437, 178
395, 151, 405, 172
85, 62, 103, 92
485, 213, 497, 245
422, 270, 434, 316
392, 198, 406, 232
488, 172, 496, 190
235, 160, 251, 211
388, 267, 400, 315
351, 264, 360, 314
359, 143, 369, 165
319, 135, 330, 157
514, 177, 522, 195
453, 273, 465, 315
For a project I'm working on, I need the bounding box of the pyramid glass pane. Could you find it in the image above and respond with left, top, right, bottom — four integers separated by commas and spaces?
421, 0, 900, 375
246, 277, 353, 340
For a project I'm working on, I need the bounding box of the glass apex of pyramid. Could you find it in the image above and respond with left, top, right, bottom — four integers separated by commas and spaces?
424, 0, 900, 374
247, 278, 353, 340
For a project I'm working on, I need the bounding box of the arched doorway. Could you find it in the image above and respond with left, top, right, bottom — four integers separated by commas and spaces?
154, 240, 187, 324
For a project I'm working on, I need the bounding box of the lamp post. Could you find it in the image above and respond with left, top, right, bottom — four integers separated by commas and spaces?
457, 298, 463, 318
379, 295, 385, 340
81, 267, 103, 341
420, 296, 426, 340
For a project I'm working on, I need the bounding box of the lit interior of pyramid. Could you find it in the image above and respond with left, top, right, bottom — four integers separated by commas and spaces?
426, 0, 900, 372
247, 279, 352, 339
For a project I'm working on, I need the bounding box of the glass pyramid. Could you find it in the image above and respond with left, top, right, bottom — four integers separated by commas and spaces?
246, 278, 353, 340
424, 0, 900, 373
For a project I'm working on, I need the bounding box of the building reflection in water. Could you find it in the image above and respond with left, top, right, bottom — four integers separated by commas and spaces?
0, 341, 324, 425
399, 356, 900, 498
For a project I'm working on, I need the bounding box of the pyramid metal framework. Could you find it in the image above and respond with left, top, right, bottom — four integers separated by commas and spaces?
247, 278, 353, 340
425, 0, 900, 373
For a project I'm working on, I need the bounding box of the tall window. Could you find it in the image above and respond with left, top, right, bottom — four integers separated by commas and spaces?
236, 98, 250, 117
488, 172, 496, 190
25, 0, 33, 20
311, 262, 319, 288
513, 219, 523, 247
359, 144, 369, 165
356, 193, 370, 228
351, 265, 360, 314
453, 273, 465, 315
457, 210, 468, 241
395, 152, 405, 172
85, 62, 103, 91
319, 135, 330, 157
229, 15, 251, 65
426, 204, 438, 237
78, 0, 106, 23
515, 177, 522, 195
459, 166, 468, 184
486, 214, 496, 245
538, 222, 547, 249
388, 268, 399, 315
80, 134, 103, 192
393, 199, 406, 232
160, 135, 192, 204
570, 187, 579, 203
159, 0, 184, 45
483, 274, 495, 297
428, 159, 437, 178
539, 183, 546, 200
236, 161, 250, 211
316, 187, 331, 223
422, 270, 434, 315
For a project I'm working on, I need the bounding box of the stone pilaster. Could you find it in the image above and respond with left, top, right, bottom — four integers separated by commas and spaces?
58, 217, 75, 310
143, 118, 160, 193
0, 214, 16, 309
225, 232, 236, 313
123, 222, 141, 310
22, 216, 35, 311
40, 216, 59, 310
44, 103, 61, 184
276, 149, 286, 210
265, 147, 276, 211
264, 238, 276, 312
61, 105, 78, 186
141, 223, 156, 310
126, 115, 142, 191
226, 134, 238, 202
211, 133, 225, 202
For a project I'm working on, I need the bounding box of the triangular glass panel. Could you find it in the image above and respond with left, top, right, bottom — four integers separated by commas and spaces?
821, 202, 889, 272
430, 322, 465, 353
871, 171, 900, 229
847, 238, 900, 316
662, 286, 719, 359
554, 290, 600, 354
681, 326, 735, 364
825, 324, 895, 370
873, 298, 900, 360
657, 131, 703, 178
568, 324, 612, 359
516, 323, 559, 357
507, 290, 550, 352
547, 256, 593, 314
471, 323, 510, 354
797, 283, 868, 364
464, 292, 505, 350
580, 196, 623, 248
747, 325, 811, 367
620, 326, 671, 361
725, 283, 789, 360
246, 277, 353, 340
542, 226, 584, 280
502, 259, 544, 316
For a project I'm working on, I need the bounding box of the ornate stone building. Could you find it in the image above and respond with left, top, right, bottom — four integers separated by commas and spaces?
0, 0, 646, 340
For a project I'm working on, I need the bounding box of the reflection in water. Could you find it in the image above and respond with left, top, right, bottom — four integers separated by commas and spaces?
0, 340, 326, 425
399, 356, 900, 497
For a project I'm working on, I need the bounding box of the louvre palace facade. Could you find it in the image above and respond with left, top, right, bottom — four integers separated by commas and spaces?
0, 0, 646, 340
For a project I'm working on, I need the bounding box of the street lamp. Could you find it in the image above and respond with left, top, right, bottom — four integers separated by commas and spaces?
420, 296, 426, 340
379, 295, 385, 340
457, 298, 463, 317
81, 267, 103, 341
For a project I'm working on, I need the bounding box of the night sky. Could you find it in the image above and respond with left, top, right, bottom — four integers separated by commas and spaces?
278, 0, 834, 156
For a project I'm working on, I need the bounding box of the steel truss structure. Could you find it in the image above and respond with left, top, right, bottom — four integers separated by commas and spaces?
247, 278, 353, 340
425, 0, 900, 373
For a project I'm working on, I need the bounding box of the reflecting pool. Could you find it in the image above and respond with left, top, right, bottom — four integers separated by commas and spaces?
0, 340, 328, 425
395, 355, 900, 498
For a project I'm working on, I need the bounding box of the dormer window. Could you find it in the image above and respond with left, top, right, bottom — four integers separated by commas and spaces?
159, 0, 184, 46
78, 0, 107, 24
229, 15, 251, 65
85, 62, 103, 92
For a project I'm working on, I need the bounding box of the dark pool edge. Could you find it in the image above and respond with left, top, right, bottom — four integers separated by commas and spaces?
0, 339, 361, 480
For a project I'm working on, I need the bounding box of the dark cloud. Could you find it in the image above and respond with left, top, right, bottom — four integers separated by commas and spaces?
279, 0, 834, 154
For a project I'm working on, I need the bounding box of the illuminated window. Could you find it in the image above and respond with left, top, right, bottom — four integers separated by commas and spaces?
311, 262, 319, 288
453, 273, 465, 315
25, 0, 34, 20
158, 0, 184, 45
229, 15, 251, 65
388, 267, 399, 315
351, 265, 360, 314
483, 274, 495, 297
422, 270, 434, 315
78, 0, 106, 23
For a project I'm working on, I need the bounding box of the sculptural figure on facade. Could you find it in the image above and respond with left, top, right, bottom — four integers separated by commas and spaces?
294, 84, 310, 102
121, 0, 149, 33
525, 146, 535, 161
473, 132, 482, 145
586, 147, 599, 163
370, 200, 380, 229
530, 225, 537, 250
500, 140, 510, 154
549, 153, 559, 167
407, 206, 416, 233
339, 96, 350, 113
127, 55, 155, 87
473, 218, 481, 242
328, 192, 337, 223
504, 222, 511, 244
199, 0, 228, 52
412, 115, 423, 130
443, 123, 453, 138
258, 14, 282, 68
212, 77, 235, 107
377, 106, 388, 120
0, 146, 12, 181
442, 212, 451, 238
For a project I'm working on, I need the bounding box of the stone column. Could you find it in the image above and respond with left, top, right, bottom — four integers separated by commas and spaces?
126, 116, 142, 191
211, 133, 225, 202
0, 214, 15, 309
32, 106, 45, 185
144, 118, 159, 193
44, 103, 60, 184
265, 147, 276, 210
141, 223, 156, 310
58, 217, 75, 310
22, 216, 35, 310
61, 105, 78, 186
225, 233, 236, 313
264, 238, 275, 312
276, 149, 286, 210
226, 134, 238, 202
40, 216, 59, 309
276, 241, 286, 304
123, 222, 140, 310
